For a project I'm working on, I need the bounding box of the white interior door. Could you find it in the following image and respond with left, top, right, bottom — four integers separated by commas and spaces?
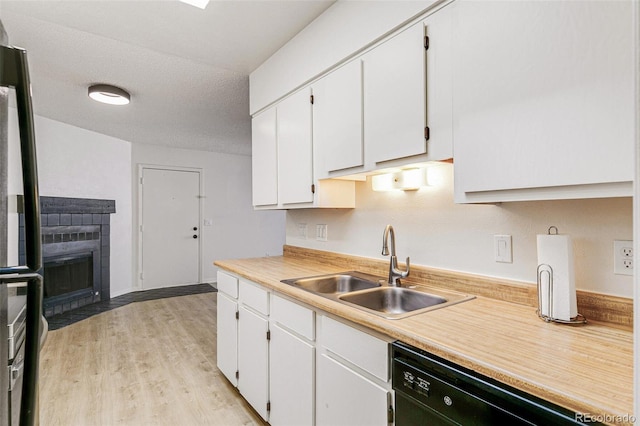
141, 167, 200, 289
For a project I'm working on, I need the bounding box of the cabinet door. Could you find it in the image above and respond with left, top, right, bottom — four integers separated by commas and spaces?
363, 22, 426, 164
251, 107, 278, 207
452, 1, 634, 200
269, 324, 314, 426
317, 354, 390, 426
314, 59, 364, 176
277, 88, 314, 205
238, 306, 269, 421
216, 293, 238, 387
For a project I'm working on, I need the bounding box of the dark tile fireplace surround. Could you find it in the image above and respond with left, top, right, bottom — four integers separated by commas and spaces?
19, 196, 115, 318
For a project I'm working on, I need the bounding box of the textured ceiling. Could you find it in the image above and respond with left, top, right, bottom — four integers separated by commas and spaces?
0, 0, 335, 155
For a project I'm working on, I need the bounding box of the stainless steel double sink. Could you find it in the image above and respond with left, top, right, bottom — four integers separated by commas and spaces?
281, 271, 474, 320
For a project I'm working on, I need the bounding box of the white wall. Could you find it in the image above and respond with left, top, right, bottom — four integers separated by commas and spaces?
131, 143, 285, 286
287, 163, 633, 298
8, 109, 133, 297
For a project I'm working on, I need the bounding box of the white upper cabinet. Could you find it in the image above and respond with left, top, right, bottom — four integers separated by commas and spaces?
452, 0, 634, 203
277, 88, 315, 205
363, 23, 426, 164
251, 88, 356, 210
251, 108, 278, 207
363, 4, 453, 166
313, 59, 364, 177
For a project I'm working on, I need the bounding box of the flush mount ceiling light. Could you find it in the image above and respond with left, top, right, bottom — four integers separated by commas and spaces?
88, 84, 130, 106
178, 0, 210, 9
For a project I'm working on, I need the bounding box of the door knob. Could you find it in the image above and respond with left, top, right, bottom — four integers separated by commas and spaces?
193, 235, 198, 239
193, 227, 198, 231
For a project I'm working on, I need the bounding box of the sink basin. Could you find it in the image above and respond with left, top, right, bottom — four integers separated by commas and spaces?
339, 287, 447, 315
338, 286, 474, 319
281, 271, 474, 319
281, 271, 382, 294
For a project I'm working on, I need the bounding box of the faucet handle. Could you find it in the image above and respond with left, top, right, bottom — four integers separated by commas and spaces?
400, 257, 410, 278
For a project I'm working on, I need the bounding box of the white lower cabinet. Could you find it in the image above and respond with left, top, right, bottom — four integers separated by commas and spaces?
237, 305, 269, 421
269, 294, 315, 426
216, 292, 238, 387
216, 274, 271, 422
216, 272, 238, 386
317, 315, 392, 426
215, 271, 391, 425
317, 354, 390, 426
269, 323, 315, 426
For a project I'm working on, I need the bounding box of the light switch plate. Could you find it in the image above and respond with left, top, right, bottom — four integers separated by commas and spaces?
316, 224, 328, 241
494, 235, 512, 263
297, 223, 307, 239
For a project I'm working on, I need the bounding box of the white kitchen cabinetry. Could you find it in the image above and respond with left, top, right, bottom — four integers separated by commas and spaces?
363, 4, 453, 166
452, 0, 634, 203
251, 107, 278, 207
216, 271, 238, 387
317, 315, 392, 426
313, 59, 364, 177
317, 354, 390, 426
237, 305, 269, 420
269, 295, 315, 426
251, 89, 355, 210
237, 280, 270, 421
277, 88, 315, 205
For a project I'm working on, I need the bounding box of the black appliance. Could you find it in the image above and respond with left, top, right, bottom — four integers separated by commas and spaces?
0, 20, 44, 426
392, 341, 593, 425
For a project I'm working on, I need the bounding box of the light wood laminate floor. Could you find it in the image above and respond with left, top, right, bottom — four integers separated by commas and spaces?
38, 292, 267, 426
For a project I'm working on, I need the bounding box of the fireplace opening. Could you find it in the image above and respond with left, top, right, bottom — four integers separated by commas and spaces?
44, 253, 93, 298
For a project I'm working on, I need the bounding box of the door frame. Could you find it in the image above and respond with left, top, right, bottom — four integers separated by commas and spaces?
137, 164, 204, 290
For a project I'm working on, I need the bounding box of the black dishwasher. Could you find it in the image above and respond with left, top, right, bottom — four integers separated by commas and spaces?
392, 342, 594, 425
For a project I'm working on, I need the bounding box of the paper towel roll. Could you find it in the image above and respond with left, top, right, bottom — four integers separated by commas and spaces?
536, 233, 577, 321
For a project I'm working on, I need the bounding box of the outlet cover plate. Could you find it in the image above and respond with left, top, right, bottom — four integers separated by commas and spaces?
613, 240, 633, 276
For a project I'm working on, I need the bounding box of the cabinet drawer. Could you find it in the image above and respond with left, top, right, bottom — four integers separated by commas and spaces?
239, 279, 269, 315
217, 271, 238, 298
271, 294, 315, 341
321, 316, 389, 382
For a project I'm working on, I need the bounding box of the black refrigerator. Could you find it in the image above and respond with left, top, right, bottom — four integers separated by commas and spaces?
0, 19, 44, 426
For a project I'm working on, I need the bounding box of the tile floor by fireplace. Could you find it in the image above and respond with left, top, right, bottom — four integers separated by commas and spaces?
46, 283, 216, 330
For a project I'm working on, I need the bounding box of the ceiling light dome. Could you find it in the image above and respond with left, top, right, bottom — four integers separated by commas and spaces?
88, 84, 130, 105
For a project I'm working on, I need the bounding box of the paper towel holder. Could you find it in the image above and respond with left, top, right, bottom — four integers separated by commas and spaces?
536, 263, 587, 324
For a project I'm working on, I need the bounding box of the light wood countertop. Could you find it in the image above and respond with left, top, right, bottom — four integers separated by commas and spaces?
215, 249, 633, 425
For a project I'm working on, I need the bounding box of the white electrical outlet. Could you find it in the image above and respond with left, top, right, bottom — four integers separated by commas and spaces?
613, 240, 633, 276
316, 224, 328, 241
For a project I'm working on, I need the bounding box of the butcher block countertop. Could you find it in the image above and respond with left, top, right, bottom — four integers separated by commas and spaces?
215, 246, 634, 425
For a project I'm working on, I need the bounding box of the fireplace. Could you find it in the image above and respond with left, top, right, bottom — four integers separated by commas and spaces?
18, 196, 115, 317
44, 252, 93, 298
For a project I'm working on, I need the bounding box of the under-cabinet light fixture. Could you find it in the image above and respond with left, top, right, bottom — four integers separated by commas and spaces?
88, 84, 130, 106
178, 0, 210, 9
371, 168, 428, 192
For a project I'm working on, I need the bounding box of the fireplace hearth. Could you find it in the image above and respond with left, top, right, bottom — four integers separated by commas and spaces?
19, 196, 115, 317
